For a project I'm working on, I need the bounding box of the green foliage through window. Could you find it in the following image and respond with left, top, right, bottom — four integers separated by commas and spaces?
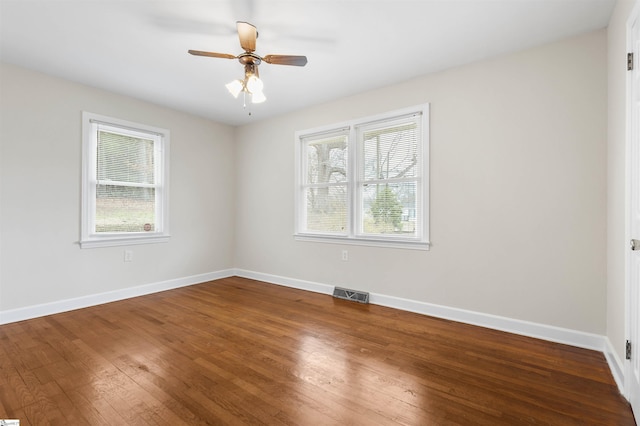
369, 185, 403, 233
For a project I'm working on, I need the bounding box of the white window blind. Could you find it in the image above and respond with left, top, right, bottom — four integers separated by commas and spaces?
81, 112, 170, 248
96, 126, 158, 233
301, 130, 349, 234
357, 114, 422, 238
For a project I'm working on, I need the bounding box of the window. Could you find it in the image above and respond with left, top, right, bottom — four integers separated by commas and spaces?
81, 112, 170, 248
295, 104, 429, 249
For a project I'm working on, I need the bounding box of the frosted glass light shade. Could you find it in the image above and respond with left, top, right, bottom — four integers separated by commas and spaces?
225, 80, 244, 98
251, 90, 266, 104
246, 75, 264, 94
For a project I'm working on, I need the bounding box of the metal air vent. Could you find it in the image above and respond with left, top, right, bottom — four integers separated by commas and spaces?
332, 287, 369, 304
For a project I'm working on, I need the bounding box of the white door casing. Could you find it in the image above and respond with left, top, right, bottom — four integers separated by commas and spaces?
627, 1, 640, 418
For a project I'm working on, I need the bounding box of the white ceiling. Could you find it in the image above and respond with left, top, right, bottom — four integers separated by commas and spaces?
0, 0, 615, 126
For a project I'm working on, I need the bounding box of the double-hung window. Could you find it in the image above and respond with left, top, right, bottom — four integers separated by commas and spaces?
81, 112, 170, 248
295, 104, 429, 249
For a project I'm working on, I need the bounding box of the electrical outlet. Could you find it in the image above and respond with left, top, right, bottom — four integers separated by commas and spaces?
124, 250, 133, 262
341, 250, 348, 261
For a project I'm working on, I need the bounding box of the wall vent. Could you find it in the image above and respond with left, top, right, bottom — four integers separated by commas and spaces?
332, 287, 370, 304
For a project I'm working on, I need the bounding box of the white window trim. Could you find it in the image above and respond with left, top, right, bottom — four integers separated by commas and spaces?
294, 104, 430, 250
80, 112, 170, 249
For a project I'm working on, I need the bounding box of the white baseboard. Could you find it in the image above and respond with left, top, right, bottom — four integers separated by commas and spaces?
370, 292, 606, 351
604, 337, 626, 395
235, 269, 335, 295
234, 269, 607, 352
1, 267, 624, 400
236, 269, 631, 393
0, 269, 235, 325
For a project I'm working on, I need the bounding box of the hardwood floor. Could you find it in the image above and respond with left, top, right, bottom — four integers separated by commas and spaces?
0, 276, 635, 425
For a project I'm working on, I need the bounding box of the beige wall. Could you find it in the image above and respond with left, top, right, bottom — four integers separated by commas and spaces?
0, 28, 610, 339
235, 30, 607, 334
607, 0, 637, 366
0, 63, 236, 310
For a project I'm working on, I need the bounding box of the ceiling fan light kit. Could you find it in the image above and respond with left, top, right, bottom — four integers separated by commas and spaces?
189, 21, 307, 107
225, 64, 265, 104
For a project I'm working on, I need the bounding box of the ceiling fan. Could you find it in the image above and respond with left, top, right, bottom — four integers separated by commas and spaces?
188, 21, 308, 104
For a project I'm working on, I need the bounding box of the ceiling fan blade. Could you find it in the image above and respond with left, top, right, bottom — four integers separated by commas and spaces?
188, 50, 237, 60
237, 21, 257, 52
263, 55, 308, 66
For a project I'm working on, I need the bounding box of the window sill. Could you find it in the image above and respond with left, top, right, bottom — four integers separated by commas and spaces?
294, 233, 430, 250
80, 234, 170, 249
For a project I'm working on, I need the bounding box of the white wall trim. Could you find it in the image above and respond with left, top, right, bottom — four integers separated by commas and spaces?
0, 269, 235, 325
605, 336, 626, 395
237, 270, 629, 389
1, 268, 622, 397
370, 292, 605, 351
234, 269, 610, 352
235, 269, 335, 295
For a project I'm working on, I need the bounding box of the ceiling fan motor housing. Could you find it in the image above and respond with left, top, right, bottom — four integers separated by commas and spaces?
244, 63, 259, 78
238, 53, 262, 66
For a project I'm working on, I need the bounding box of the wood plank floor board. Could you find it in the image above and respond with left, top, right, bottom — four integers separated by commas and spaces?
0, 277, 635, 425
392, 339, 608, 414
47, 391, 97, 426
4, 408, 32, 426
229, 353, 403, 424
114, 367, 212, 425
67, 382, 130, 425
390, 343, 621, 424
53, 389, 110, 426
192, 356, 321, 424
0, 366, 34, 412
131, 349, 254, 423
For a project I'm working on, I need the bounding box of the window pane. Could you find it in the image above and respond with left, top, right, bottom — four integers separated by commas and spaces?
98, 130, 155, 184
362, 122, 418, 180
295, 105, 428, 247
96, 184, 155, 233
306, 136, 347, 184
305, 185, 347, 233
361, 182, 417, 236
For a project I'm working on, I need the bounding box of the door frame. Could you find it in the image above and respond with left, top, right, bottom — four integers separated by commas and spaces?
626, 0, 640, 415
